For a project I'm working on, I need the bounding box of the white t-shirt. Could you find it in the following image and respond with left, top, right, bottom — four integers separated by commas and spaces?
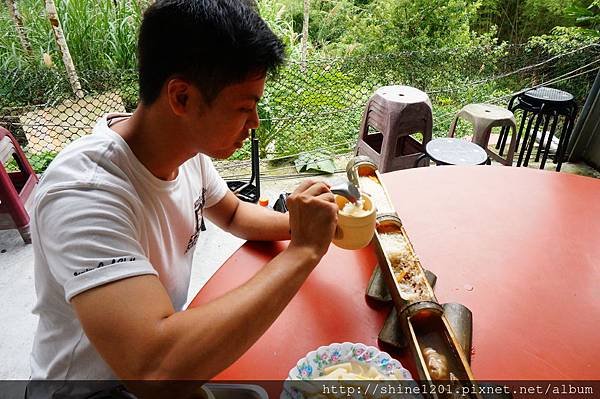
29, 113, 228, 382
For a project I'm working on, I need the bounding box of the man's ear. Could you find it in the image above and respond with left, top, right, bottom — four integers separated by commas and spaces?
166, 78, 190, 116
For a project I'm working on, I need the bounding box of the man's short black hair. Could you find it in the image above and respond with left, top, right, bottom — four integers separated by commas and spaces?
138, 0, 285, 105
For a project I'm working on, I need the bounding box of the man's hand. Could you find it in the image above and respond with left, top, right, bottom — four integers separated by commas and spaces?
286, 179, 338, 258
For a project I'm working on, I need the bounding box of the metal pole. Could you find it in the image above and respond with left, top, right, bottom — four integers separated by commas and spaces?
251, 129, 260, 200
568, 70, 600, 160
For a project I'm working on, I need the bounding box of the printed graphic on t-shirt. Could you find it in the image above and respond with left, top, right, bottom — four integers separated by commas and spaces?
185, 188, 206, 254
75, 256, 137, 276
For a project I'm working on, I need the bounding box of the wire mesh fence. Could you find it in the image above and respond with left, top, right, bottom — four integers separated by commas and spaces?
0, 42, 598, 175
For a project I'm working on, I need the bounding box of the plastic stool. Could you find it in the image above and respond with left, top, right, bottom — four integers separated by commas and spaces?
0, 127, 38, 244
496, 87, 577, 172
448, 103, 517, 166
355, 85, 432, 172
415, 138, 489, 167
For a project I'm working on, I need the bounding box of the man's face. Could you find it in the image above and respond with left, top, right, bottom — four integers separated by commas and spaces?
186, 75, 265, 159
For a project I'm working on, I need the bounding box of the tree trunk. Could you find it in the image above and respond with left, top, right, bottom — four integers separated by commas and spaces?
5, 0, 32, 55
45, 0, 84, 99
300, 0, 310, 72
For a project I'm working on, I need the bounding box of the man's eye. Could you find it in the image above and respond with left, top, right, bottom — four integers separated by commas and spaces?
240, 108, 253, 113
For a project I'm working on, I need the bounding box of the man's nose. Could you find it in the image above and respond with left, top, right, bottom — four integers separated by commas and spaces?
247, 106, 260, 129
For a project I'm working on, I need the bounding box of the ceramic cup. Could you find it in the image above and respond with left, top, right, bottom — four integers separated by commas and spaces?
333, 193, 376, 250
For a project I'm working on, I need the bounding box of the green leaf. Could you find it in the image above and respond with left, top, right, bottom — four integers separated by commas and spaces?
306, 160, 319, 171
314, 159, 336, 174
294, 157, 308, 173
293, 149, 336, 174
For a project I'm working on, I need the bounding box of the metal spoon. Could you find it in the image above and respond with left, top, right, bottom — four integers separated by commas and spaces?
330, 180, 361, 203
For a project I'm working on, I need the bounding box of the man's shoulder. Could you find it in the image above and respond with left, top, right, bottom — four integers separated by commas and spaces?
41, 138, 125, 186
35, 129, 138, 207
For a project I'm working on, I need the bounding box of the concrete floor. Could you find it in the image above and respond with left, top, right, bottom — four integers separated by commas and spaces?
1, 163, 597, 379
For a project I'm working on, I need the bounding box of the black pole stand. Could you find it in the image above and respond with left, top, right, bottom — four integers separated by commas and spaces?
226, 129, 260, 203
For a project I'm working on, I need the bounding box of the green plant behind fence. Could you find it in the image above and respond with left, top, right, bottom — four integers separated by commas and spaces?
0, 0, 142, 71
0, 38, 598, 173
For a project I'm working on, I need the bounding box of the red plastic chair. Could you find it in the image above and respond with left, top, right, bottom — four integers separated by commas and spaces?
0, 127, 39, 244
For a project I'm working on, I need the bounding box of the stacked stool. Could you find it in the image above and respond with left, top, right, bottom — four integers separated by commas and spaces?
448, 103, 518, 166
355, 86, 432, 172
0, 127, 39, 243
415, 137, 489, 167
496, 87, 578, 172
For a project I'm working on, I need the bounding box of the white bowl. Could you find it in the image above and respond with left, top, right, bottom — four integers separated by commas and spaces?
288, 342, 412, 380
282, 342, 414, 398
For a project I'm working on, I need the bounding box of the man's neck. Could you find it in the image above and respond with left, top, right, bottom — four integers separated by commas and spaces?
111, 105, 194, 181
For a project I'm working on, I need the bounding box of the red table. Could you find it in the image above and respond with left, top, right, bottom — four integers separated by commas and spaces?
189, 166, 600, 382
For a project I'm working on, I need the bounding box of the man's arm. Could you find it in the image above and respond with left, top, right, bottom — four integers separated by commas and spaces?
72, 244, 318, 381
71, 181, 336, 384
204, 189, 291, 241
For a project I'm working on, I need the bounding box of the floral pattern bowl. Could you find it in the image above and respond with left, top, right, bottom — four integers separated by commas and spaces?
282, 342, 414, 399
287, 342, 413, 380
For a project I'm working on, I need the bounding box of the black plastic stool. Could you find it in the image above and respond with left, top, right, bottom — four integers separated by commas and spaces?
415, 138, 489, 167
496, 87, 577, 171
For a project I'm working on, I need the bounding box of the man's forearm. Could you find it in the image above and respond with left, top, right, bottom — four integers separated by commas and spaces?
148, 244, 318, 379
227, 201, 290, 241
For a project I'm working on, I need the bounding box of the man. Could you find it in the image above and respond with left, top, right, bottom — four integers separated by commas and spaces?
28, 0, 337, 396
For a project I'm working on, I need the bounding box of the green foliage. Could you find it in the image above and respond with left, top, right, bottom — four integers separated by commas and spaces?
257, 0, 303, 58
567, 0, 600, 32
0, 0, 142, 71
294, 150, 336, 174
528, 26, 600, 54
5, 151, 57, 173
287, 0, 362, 51
473, 0, 600, 43
325, 0, 485, 56
255, 93, 277, 158
0, 0, 597, 172
28, 151, 58, 172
